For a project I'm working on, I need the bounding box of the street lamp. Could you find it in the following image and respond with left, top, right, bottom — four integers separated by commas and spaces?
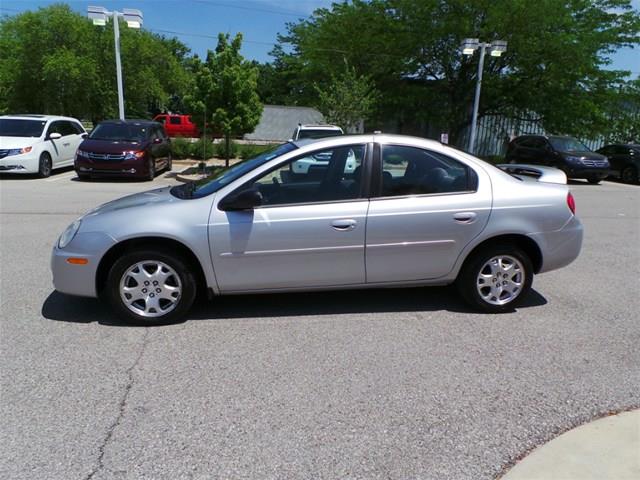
461, 38, 507, 154
88, 6, 143, 120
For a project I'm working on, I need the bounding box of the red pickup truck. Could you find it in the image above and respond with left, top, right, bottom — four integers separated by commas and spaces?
153, 114, 199, 138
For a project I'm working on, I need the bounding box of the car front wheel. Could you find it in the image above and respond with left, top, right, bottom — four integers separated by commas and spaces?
105, 249, 197, 325
457, 245, 533, 313
621, 166, 638, 184
38, 152, 52, 178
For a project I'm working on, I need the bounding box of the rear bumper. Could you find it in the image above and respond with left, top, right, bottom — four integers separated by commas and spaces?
529, 215, 583, 274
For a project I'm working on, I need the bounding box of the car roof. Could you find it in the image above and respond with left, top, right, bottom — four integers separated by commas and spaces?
298, 124, 342, 129
97, 119, 159, 126
0, 114, 80, 122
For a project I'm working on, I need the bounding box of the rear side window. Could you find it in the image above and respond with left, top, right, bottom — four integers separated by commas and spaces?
170, 116, 181, 125
380, 145, 477, 196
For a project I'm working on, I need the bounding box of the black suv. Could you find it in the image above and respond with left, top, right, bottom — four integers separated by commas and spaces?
596, 144, 639, 184
505, 135, 609, 184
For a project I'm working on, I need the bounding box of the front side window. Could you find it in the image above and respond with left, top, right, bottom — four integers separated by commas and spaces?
238, 144, 366, 206
380, 145, 476, 196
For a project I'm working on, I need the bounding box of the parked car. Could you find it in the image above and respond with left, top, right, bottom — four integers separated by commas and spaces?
52, 134, 583, 325
596, 144, 639, 184
153, 114, 199, 138
75, 120, 171, 181
505, 135, 609, 184
0, 114, 87, 177
291, 124, 344, 140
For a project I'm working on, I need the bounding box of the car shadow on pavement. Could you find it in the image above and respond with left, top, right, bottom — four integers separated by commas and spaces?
41, 287, 548, 327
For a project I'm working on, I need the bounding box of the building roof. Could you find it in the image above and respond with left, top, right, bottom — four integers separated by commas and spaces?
245, 105, 325, 142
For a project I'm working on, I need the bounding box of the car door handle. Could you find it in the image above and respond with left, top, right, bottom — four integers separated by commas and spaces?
453, 212, 477, 223
331, 219, 357, 231
63, 142, 70, 147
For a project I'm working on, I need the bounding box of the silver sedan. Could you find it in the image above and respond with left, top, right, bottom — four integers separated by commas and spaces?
51, 134, 583, 324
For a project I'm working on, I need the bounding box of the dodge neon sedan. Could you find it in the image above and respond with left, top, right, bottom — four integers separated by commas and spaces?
52, 134, 583, 324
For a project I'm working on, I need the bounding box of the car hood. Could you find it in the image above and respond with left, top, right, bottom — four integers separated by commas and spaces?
0, 136, 41, 149
80, 138, 147, 153
559, 150, 607, 160
84, 186, 177, 218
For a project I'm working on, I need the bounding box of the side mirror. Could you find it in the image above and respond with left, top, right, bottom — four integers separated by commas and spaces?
49, 132, 62, 140
81, 133, 88, 139
219, 188, 263, 211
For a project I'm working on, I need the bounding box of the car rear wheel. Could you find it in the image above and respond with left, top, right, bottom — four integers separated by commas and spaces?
38, 152, 52, 178
457, 245, 533, 313
621, 166, 638, 184
105, 249, 197, 325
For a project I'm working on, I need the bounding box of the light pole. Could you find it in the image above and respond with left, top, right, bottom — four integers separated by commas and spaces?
88, 6, 143, 120
461, 38, 507, 154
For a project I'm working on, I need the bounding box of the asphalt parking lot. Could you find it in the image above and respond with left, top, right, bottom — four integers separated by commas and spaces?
0, 168, 638, 479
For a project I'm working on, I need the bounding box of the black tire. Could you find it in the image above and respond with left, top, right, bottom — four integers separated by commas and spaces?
621, 166, 638, 184
456, 244, 533, 313
147, 158, 156, 181
38, 152, 52, 178
76, 172, 90, 181
587, 176, 601, 185
105, 249, 197, 325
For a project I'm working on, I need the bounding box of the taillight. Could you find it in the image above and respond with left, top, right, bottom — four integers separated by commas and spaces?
567, 192, 576, 215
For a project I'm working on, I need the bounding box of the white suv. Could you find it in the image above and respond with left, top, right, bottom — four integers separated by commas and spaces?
291, 124, 344, 141
0, 115, 87, 177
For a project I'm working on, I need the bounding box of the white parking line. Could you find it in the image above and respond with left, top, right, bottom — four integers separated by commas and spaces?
45, 172, 76, 182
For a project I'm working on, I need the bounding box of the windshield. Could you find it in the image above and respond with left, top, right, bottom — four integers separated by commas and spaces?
0, 119, 47, 137
90, 123, 149, 142
297, 129, 343, 140
172, 142, 298, 199
549, 136, 590, 152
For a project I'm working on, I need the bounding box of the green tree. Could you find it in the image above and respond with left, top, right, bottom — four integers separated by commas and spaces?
186, 33, 262, 166
271, 0, 640, 144
314, 65, 379, 132
0, 4, 192, 121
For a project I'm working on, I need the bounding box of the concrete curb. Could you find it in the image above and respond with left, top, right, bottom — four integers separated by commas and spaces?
501, 409, 640, 479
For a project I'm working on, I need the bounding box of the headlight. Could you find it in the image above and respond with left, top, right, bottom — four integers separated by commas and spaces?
76, 149, 90, 158
58, 220, 82, 249
124, 151, 145, 160
5, 147, 32, 156
565, 155, 583, 164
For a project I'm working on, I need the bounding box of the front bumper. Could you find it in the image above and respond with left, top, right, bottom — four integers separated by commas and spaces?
51, 232, 117, 298
75, 155, 149, 178
0, 152, 39, 173
529, 215, 583, 274
565, 165, 609, 180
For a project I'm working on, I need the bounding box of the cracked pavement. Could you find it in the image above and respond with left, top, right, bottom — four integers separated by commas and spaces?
1, 172, 639, 479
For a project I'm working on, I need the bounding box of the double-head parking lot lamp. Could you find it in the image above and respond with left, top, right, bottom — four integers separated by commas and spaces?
88, 6, 143, 120
461, 38, 507, 154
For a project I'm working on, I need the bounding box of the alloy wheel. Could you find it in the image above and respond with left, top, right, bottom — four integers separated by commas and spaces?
476, 255, 524, 306
119, 260, 182, 318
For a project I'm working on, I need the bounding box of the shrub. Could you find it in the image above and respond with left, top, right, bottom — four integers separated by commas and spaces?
238, 143, 274, 160
215, 140, 238, 159
171, 137, 192, 159
190, 138, 215, 160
